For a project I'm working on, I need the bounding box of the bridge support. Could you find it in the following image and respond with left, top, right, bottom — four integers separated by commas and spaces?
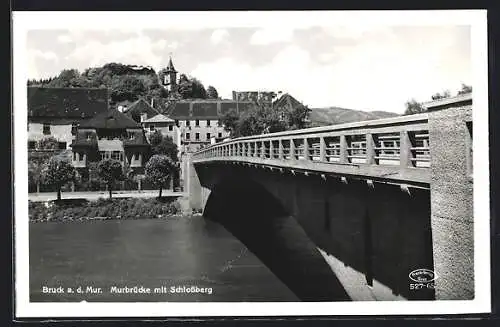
428, 106, 473, 300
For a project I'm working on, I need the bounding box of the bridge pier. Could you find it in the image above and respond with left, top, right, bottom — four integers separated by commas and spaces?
428, 105, 473, 300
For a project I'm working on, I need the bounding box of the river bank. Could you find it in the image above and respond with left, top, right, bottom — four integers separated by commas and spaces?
29, 197, 201, 223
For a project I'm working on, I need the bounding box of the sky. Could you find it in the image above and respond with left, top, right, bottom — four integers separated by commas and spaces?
26, 24, 471, 114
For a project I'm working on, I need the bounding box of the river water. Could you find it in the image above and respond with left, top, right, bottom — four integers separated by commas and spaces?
29, 215, 299, 302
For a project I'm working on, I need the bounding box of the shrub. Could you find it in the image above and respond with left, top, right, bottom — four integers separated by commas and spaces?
28, 197, 181, 222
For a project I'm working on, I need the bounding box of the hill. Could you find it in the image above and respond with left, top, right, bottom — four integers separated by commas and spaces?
308, 107, 399, 127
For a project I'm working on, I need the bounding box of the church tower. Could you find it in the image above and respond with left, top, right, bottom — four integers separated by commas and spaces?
163, 56, 178, 92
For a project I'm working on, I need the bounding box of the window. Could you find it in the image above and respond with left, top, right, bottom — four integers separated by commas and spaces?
168, 125, 173, 131
78, 152, 85, 161
28, 141, 36, 149
186, 133, 190, 140
195, 133, 200, 140
206, 133, 211, 140
195, 120, 200, 127
43, 123, 51, 135
71, 123, 78, 135
175, 120, 179, 127
58, 142, 67, 150
112, 151, 121, 161
128, 132, 135, 140
206, 120, 211, 126
149, 125, 155, 131
218, 132, 222, 138
134, 153, 140, 161
186, 120, 190, 127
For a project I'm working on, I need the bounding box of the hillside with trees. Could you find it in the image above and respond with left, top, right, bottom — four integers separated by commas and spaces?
27, 63, 219, 109
404, 83, 472, 115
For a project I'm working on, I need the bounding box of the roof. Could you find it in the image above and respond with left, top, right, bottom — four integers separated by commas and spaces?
165, 99, 256, 119
273, 93, 304, 109
123, 98, 159, 119
166, 57, 177, 73
142, 113, 175, 123
79, 108, 142, 129
97, 139, 124, 152
28, 87, 108, 119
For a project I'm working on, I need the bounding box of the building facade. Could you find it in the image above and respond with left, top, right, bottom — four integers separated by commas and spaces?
71, 108, 150, 175
28, 87, 109, 151
141, 113, 182, 150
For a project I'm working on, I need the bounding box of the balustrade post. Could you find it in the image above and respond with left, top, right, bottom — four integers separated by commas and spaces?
254, 141, 258, 157
290, 139, 296, 161
320, 137, 326, 162
366, 133, 376, 165
303, 138, 309, 160
340, 135, 348, 163
269, 140, 274, 159
261, 141, 266, 159
278, 139, 284, 159
400, 130, 413, 168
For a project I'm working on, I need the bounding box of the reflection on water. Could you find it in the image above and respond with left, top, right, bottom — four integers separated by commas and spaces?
29, 216, 299, 302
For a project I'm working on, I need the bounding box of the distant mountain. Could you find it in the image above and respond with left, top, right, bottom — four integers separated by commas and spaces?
308, 107, 399, 127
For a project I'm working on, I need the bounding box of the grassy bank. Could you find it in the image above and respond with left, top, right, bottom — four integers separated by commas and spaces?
29, 197, 185, 222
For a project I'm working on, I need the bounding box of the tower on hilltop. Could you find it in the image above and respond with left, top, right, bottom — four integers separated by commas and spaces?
163, 55, 178, 93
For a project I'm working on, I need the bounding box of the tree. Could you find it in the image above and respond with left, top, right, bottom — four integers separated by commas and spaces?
221, 109, 240, 136
28, 159, 46, 193
177, 75, 193, 99
42, 157, 76, 201
206, 86, 219, 99
38, 136, 60, 150
46, 69, 82, 88
111, 75, 147, 103
284, 103, 311, 130
431, 90, 451, 100
149, 130, 179, 162
404, 99, 426, 115
177, 74, 208, 99
458, 83, 472, 95
97, 159, 125, 199
145, 155, 176, 198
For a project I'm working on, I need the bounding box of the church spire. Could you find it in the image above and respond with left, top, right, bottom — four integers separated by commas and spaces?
166, 54, 177, 73
163, 53, 178, 92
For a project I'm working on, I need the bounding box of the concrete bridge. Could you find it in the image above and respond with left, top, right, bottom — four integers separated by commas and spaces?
187, 95, 473, 302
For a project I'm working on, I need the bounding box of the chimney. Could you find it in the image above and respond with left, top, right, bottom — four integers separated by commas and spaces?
140, 113, 147, 122
151, 98, 154, 108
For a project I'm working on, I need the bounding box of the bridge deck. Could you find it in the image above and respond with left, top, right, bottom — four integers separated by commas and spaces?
193, 113, 431, 187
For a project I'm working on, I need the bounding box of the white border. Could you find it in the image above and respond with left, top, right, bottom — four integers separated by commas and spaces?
13, 10, 491, 317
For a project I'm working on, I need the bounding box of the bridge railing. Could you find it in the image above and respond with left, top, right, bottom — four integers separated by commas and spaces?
192, 113, 430, 169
